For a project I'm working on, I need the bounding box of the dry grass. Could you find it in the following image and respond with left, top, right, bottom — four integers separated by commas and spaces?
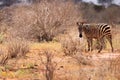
60, 34, 81, 56
113, 25, 120, 50
7, 39, 29, 58
78, 61, 118, 80
0, 48, 7, 64
0, 39, 29, 65
0, 41, 119, 79
110, 55, 120, 80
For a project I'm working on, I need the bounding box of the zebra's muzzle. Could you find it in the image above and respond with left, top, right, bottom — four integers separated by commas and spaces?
79, 34, 82, 38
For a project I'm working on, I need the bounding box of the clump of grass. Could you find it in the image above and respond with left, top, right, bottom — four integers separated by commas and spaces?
0, 33, 4, 44
0, 39, 29, 65
0, 24, 7, 44
7, 38, 29, 58
109, 55, 120, 80
106, 26, 120, 51
0, 48, 7, 65
60, 34, 81, 56
77, 60, 118, 80
15, 69, 30, 77
60, 34, 93, 65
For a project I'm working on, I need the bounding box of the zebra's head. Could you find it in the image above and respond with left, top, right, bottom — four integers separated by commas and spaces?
77, 22, 84, 38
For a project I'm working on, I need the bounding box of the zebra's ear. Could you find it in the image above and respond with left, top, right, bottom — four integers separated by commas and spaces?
77, 22, 84, 26
77, 22, 81, 26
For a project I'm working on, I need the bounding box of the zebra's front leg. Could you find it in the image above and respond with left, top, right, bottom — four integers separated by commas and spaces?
87, 39, 90, 51
87, 38, 93, 52
90, 39, 93, 51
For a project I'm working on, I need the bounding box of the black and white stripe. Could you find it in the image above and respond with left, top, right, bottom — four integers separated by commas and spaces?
77, 22, 114, 53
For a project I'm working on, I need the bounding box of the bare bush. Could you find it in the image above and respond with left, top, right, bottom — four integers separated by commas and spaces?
0, 0, 81, 42
39, 50, 57, 80
29, 0, 80, 41
8, 6, 35, 40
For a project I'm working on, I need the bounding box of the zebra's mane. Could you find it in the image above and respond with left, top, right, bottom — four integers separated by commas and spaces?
83, 23, 108, 28
83, 23, 108, 25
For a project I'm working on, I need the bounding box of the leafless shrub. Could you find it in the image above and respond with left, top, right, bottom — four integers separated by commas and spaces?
29, 0, 80, 42
0, 0, 81, 42
39, 50, 58, 80
8, 6, 35, 40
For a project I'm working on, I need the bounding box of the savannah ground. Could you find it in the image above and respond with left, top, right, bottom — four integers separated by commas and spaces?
0, 26, 120, 80
0, 0, 120, 80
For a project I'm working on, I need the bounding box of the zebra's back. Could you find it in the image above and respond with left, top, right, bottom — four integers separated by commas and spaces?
83, 23, 111, 39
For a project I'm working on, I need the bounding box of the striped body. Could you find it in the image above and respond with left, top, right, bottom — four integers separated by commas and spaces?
77, 22, 114, 53
82, 24, 111, 39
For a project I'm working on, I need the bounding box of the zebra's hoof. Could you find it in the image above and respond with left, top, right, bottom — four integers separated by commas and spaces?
98, 51, 101, 53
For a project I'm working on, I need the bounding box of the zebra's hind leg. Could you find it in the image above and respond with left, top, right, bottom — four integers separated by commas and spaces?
107, 35, 114, 52
98, 39, 104, 53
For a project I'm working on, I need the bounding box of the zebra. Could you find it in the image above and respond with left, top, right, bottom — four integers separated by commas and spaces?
77, 22, 114, 53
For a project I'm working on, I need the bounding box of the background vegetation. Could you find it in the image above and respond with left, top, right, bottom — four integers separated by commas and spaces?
0, 0, 119, 80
